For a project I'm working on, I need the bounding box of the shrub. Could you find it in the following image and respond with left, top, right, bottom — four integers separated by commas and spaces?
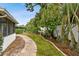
16, 29, 24, 34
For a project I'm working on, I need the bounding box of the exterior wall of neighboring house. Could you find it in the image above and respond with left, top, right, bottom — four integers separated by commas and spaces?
53, 25, 78, 42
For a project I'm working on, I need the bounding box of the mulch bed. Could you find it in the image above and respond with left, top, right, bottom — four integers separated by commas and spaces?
1, 36, 25, 56
48, 37, 79, 56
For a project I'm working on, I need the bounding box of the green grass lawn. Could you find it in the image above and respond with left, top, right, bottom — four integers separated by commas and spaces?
23, 32, 64, 56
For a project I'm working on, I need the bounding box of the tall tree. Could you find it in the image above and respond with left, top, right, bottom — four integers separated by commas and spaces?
25, 3, 79, 49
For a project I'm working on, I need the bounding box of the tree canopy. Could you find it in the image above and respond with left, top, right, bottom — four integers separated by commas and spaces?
25, 3, 79, 49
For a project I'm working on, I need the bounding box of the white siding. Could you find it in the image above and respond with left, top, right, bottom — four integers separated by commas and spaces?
2, 33, 16, 51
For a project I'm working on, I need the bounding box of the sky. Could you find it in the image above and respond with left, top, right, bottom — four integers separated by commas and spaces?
0, 3, 40, 25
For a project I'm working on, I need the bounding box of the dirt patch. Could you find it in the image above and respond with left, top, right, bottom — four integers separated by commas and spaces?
48, 38, 79, 56
2, 36, 25, 56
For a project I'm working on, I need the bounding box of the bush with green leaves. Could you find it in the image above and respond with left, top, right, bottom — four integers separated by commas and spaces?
16, 29, 24, 34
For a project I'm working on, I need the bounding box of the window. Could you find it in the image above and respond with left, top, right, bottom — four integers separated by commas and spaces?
8, 23, 15, 35
0, 24, 3, 51
12, 23, 15, 34
0, 19, 15, 37
0, 24, 2, 33
10, 23, 13, 34
8, 23, 10, 35
3, 23, 7, 37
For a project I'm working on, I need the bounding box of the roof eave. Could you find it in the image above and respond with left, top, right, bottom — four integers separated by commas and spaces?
0, 8, 18, 24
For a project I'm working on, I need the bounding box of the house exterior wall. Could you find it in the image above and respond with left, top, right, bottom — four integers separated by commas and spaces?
0, 18, 16, 52
2, 33, 16, 51
0, 8, 18, 53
